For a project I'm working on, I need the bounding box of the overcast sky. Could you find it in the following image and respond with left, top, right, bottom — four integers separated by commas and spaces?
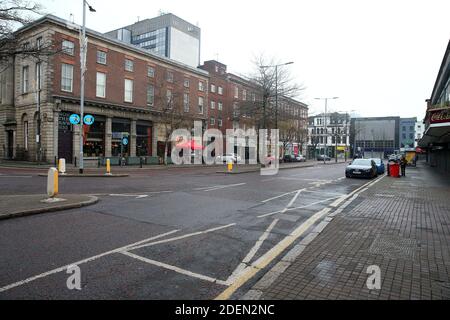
37, 0, 450, 120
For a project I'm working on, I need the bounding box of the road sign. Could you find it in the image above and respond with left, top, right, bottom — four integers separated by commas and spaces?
122, 137, 129, 145
83, 114, 94, 125
69, 114, 80, 125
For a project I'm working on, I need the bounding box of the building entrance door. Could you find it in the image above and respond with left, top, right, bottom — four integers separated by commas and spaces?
58, 112, 73, 163
6, 130, 14, 159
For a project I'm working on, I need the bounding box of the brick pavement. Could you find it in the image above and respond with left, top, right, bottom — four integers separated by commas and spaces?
244, 162, 450, 300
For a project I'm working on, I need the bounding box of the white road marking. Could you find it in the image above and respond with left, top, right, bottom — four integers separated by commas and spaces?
127, 223, 236, 251
302, 190, 345, 196
90, 191, 173, 196
226, 219, 279, 285
121, 251, 228, 286
0, 229, 180, 293
261, 189, 304, 203
201, 183, 246, 192
257, 196, 341, 218
109, 194, 149, 199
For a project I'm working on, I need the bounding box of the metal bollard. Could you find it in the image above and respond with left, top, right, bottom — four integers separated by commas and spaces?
47, 167, 58, 197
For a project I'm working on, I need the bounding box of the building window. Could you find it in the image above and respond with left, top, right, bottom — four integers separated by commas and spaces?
124, 79, 133, 102
234, 86, 239, 98
62, 40, 74, 55
167, 71, 174, 83
148, 66, 155, 78
252, 92, 256, 101
36, 37, 42, 50
210, 117, 215, 125
198, 96, 204, 114
183, 93, 190, 112
218, 86, 223, 95
218, 101, 223, 111
97, 51, 107, 64
218, 118, 222, 127
24, 121, 28, 151
166, 89, 173, 107
243, 89, 247, 101
147, 84, 154, 106
184, 78, 190, 88
96, 72, 106, 98
211, 100, 215, 109
198, 81, 205, 92
211, 84, 216, 93
125, 59, 134, 72
61, 63, 73, 92
22, 66, 29, 93
35, 62, 42, 90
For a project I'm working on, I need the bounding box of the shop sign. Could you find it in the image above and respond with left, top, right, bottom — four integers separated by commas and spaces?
430, 108, 450, 124
69, 114, 80, 125
83, 114, 95, 126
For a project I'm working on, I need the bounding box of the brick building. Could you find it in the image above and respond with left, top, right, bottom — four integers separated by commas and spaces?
0, 15, 209, 165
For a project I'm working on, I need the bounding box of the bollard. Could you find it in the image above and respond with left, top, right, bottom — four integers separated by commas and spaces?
227, 158, 233, 172
105, 158, 111, 175
47, 167, 58, 197
58, 158, 66, 175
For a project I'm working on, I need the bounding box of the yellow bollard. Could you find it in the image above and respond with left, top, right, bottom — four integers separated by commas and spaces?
47, 167, 58, 197
106, 158, 111, 175
227, 159, 233, 172
58, 158, 66, 175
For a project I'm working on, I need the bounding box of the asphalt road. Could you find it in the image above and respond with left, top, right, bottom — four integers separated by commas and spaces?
0, 162, 374, 299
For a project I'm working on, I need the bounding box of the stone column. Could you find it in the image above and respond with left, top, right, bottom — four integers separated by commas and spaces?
105, 117, 112, 157
130, 119, 136, 157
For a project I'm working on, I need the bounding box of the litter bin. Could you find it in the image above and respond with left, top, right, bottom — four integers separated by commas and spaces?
390, 162, 400, 178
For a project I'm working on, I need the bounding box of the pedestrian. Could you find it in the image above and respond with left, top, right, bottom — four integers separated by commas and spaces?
400, 156, 407, 177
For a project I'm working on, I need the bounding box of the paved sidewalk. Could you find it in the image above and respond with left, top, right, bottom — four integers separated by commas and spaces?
0, 194, 98, 220
243, 162, 450, 300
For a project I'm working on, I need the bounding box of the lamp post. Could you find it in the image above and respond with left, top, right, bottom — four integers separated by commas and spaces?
314, 97, 339, 164
79, 0, 96, 174
260, 62, 294, 129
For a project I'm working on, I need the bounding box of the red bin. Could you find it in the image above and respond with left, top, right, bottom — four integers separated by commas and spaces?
390, 163, 400, 178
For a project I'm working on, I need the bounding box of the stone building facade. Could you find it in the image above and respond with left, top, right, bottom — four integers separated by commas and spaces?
0, 15, 209, 165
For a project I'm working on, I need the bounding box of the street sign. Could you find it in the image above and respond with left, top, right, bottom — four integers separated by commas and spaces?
122, 137, 129, 145
69, 114, 80, 125
83, 114, 95, 125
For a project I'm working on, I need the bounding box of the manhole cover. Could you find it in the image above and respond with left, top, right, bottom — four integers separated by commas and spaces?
368, 235, 417, 260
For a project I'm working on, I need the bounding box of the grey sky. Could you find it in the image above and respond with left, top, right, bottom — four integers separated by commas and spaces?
37, 0, 450, 120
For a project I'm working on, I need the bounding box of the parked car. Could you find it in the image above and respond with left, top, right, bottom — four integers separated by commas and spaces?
216, 153, 241, 163
317, 155, 331, 161
296, 155, 306, 162
345, 159, 378, 178
370, 158, 385, 174
283, 154, 297, 162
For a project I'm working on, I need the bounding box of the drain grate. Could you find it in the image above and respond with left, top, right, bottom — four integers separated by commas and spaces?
368, 235, 417, 260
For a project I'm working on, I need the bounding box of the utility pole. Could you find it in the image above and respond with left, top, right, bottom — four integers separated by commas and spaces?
36, 58, 41, 165
79, 0, 96, 174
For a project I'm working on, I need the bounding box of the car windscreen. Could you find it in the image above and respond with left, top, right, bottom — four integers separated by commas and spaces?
352, 159, 372, 166
371, 159, 381, 165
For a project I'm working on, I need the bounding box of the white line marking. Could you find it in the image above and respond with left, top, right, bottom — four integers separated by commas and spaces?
0, 229, 180, 293
302, 190, 345, 196
121, 251, 228, 286
128, 223, 236, 251
90, 191, 173, 196
202, 183, 246, 192
261, 189, 304, 203
109, 194, 149, 199
257, 196, 341, 218
226, 219, 279, 285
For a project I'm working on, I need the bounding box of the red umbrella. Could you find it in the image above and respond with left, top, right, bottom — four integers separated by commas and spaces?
175, 139, 203, 150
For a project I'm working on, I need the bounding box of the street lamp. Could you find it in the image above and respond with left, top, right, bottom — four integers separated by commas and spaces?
261, 61, 294, 129
79, 0, 96, 174
314, 97, 339, 164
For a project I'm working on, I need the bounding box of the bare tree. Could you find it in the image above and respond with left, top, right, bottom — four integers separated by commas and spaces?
153, 76, 196, 165
0, 0, 46, 64
241, 54, 305, 130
